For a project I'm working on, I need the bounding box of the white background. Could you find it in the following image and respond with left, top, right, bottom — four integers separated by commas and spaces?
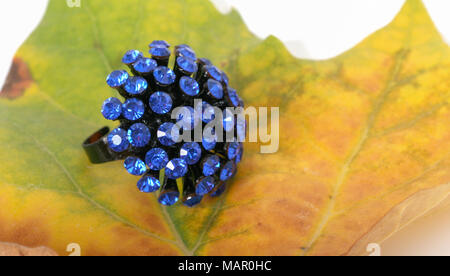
0, 0, 449, 256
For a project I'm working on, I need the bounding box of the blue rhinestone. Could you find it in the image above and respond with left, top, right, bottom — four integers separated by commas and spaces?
202, 155, 220, 176
227, 142, 240, 160
202, 102, 216, 123
122, 98, 145, 121
158, 191, 179, 206
236, 118, 246, 141
221, 71, 229, 85
202, 137, 216, 151
127, 123, 151, 147
158, 122, 180, 146
196, 176, 215, 196
180, 142, 202, 165
124, 76, 148, 95
149, 46, 171, 58
235, 144, 244, 163
145, 148, 169, 171
153, 66, 176, 85
199, 58, 212, 66
176, 56, 198, 74
204, 65, 222, 82
106, 70, 129, 88
107, 128, 129, 152
210, 182, 226, 197
101, 97, 122, 120
122, 50, 143, 65
149, 91, 173, 114
124, 156, 147, 176
223, 109, 235, 132
176, 46, 197, 60
149, 40, 170, 48
183, 195, 203, 207
220, 161, 236, 181
207, 79, 223, 99
202, 125, 217, 150
165, 158, 188, 179
176, 106, 199, 131
133, 58, 157, 73
227, 88, 240, 107
179, 76, 200, 96
137, 175, 161, 193
176, 44, 190, 49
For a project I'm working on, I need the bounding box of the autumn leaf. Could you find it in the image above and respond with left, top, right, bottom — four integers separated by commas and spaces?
0, 0, 449, 256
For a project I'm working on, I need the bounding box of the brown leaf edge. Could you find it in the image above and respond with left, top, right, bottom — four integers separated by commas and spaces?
0, 57, 33, 100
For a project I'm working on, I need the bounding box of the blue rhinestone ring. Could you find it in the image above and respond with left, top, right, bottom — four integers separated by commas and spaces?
82, 40, 245, 207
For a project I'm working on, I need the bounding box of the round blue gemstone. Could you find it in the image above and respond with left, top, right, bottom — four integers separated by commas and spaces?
176, 44, 190, 49
180, 142, 202, 165
124, 156, 147, 176
202, 102, 216, 123
227, 88, 240, 107
122, 50, 143, 65
149, 92, 173, 114
204, 65, 222, 82
210, 182, 226, 197
235, 144, 244, 164
124, 76, 148, 95
176, 46, 196, 60
199, 58, 212, 66
196, 176, 215, 195
220, 161, 236, 181
158, 191, 179, 206
149, 40, 170, 48
133, 58, 157, 73
127, 123, 151, 147
122, 98, 145, 121
137, 175, 161, 193
176, 106, 199, 131
149, 46, 171, 58
227, 142, 240, 160
106, 70, 129, 88
153, 66, 176, 85
183, 195, 203, 207
145, 148, 169, 171
221, 71, 229, 85
202, 155, 220, 176
236, 118, 247, 141
176, 56, 198, 74
101, 97, 122, 120
107, 128, 129, 152
158, 122, 180, 146
179, 76, 200, 96
223, 109, 235, 132
165, 158, 188, 179
202, 125, 217, 150
207, 79, 223, 99
202, 137, 216, 151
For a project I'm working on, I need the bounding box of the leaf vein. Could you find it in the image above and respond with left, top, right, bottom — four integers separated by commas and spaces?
300, 49, 410, 255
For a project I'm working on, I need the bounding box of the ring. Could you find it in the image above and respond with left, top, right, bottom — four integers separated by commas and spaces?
82, 40, 245, 207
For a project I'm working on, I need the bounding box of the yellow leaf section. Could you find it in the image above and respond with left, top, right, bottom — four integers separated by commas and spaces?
196, 0, 450, 255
